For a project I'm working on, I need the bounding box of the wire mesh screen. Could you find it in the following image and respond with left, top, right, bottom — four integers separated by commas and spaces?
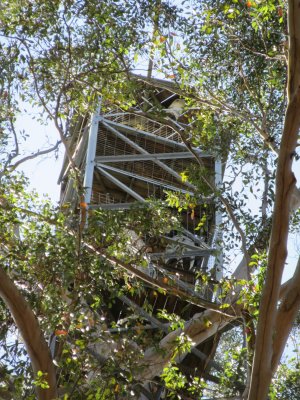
104, 112, 182, 143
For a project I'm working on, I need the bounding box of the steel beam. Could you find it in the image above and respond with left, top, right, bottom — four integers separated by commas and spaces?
160, 93, 177, 105
162, 235, 210, 251
102, 118, 209, 153
150, 249, 214, 259
83, 103, 101, 204
214, 158, 223, 280
89, 202, 144, 210
181, 228, 210, 247
101, 120, 196, 189
97, 166, 146, 203
96, 163, 195, 195
119, 295, 167, 330
95, 151, 195, 163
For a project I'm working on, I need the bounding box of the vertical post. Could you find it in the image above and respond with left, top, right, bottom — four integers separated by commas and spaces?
214, 158, 223, 281
83, 101, 101, 206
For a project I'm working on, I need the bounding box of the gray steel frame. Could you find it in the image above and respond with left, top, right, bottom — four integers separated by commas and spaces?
97, 166, 146, 202
103, 118, 210, 155
79, 102, 219, 277
161, 235, 210, 251
149, 249, 214, 259
95, 151, 195, 163
96, 163, 195, 195
101, 120, 196, 189
83, 104, 101, 204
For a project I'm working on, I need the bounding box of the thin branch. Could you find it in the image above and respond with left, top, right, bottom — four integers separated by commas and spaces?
19, 37, 79, 175
9, 115, 19, 159
261, 157, 270, 223
147, 0, 161, 79
155, 44, 279, 155
8, 141, 61, 172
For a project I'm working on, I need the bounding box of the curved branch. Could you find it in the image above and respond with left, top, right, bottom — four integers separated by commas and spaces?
0, 267, 57, 400
9, 141, 62, 172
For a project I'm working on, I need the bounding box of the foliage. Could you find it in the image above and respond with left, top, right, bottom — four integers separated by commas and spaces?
271, 361, 300, 399
0, 0, 300, 399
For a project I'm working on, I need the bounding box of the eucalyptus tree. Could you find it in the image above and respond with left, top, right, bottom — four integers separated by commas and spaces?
0, 0, 300, 400
147, 1, 300, 399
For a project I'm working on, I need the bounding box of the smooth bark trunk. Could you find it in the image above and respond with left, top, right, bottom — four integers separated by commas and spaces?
248, 2, 300, 399
0, 267, 57, 400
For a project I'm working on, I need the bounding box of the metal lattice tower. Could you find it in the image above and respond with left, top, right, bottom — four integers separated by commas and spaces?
59, 76, 223, 285
58, 77, 224, 396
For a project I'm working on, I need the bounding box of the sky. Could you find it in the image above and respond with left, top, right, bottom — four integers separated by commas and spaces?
15, 107, 63, 203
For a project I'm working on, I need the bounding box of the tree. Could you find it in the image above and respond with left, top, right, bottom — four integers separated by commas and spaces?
0, 0, 300, 399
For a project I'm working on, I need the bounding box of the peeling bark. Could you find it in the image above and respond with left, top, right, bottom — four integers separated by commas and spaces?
0, 267, 57, 400
248, 2, 300, 399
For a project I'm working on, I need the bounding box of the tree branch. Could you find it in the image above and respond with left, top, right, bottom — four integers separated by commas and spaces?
19, 37, 81, 180
82, 239, 231, 316
8, 141, 61, 172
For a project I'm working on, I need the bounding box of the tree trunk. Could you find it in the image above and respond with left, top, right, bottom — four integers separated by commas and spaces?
271, 256, 300, 371
0, 267, 57, 400
248, 1, 300, 399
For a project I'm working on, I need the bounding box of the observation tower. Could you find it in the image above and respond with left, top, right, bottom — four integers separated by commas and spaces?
58, 74, 223, 396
